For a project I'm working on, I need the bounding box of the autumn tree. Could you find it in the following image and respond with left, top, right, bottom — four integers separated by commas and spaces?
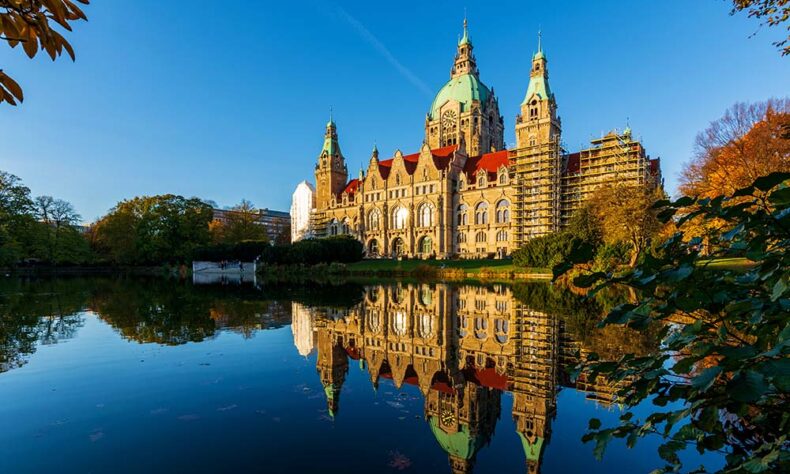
210, 199, 269, 245
681, 98, 790, 198
588, 185, 665, 267
0, 0, 90, 105
731, 0, 790, 55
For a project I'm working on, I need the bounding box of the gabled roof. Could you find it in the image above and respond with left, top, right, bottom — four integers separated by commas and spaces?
342, 178, 359, 196
463, 149, 509, 181
374, 145, 458, 180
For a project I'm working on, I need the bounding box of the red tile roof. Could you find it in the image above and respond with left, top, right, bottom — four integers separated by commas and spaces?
463, 149, 509, 180
342, 178, 359, 196
373, 145, 458, 180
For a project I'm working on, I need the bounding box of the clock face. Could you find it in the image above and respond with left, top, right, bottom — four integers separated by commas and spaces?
440, 408, 455, 426
442, 110, 457, 129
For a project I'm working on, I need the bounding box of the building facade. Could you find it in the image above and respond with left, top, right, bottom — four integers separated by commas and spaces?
290, 181, 316, 242
299, 22, 662, 259
212, 207, 291, 243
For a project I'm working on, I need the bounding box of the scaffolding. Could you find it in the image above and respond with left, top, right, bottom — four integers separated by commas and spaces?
510, 138, 563, 247
559, 130, 653, 228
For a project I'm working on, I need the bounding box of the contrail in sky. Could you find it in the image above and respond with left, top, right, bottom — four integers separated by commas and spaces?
335, 7, 433, 98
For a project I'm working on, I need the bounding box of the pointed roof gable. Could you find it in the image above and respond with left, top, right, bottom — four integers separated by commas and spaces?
373, 145, 458, 180
463, 149, 509, 181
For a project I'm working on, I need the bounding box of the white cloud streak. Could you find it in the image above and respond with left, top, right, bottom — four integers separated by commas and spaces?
335, 7, 433, 98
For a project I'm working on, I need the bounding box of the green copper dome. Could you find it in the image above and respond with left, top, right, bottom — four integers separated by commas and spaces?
429, 417, 484, 460
429, 73, 491, 120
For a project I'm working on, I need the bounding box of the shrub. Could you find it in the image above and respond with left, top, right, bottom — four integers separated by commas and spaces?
513, 232, 589, 268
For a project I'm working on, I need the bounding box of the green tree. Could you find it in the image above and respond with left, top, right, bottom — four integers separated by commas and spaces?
565, 172, 790, 473
0, 171, 34, 265
0, 0, 90, 105
93, 195, 213, 265
210, 199, 269, 244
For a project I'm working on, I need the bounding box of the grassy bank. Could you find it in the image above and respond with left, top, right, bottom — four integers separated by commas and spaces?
259, 259, 551, 282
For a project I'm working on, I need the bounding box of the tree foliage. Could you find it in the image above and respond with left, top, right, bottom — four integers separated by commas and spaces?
564, 173, 790, 473
731, 0, 790, 55
681, 99, 790, 198
512, 232, 588, 269
92, 194, 213, 265
0, 171, 88, 265
209, 199, 270, 245
0, 0, 90, 105
262, 236, 363, 266
588, 184, 665, 267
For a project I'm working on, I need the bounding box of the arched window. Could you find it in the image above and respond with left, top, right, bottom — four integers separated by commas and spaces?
496, 230, 508, 242
341, 218, 351, 235
419, 236, 432, 255
477, 174, 486, 187
457, 204, 468, 226
368, 239, 379, 256
457, 232, 466, 244
392, 207, 408, 229
419, 286, 432, 306
392, 286, 404, 303
474, 317, 488, 340
418, 313, 434, 338
475, 202, 489, 225
391, 237, 405, 257
392, 311, 407, 336
499, 171, 507, 184
328, 219, 339, 236
418, 203, 434, 227
494, 318, 508, 344
458, 176, 466, 191
475, 231, 487, 243
495, 200, 510, 224
368, 209, 381, 230
368, 310, 381, 333
422, 168, 428, 181
395, 174, 401, 186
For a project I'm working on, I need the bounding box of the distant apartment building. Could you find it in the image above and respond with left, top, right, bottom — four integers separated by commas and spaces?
290, 181, 316, 242
212, 208, 290, 243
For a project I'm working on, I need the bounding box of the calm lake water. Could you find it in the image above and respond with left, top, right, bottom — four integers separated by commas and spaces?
0, 276, 718, 473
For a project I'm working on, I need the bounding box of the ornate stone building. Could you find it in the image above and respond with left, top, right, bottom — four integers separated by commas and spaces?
301, 22, 662, 258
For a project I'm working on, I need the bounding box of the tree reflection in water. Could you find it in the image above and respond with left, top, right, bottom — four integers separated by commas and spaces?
0, 277, 657, 473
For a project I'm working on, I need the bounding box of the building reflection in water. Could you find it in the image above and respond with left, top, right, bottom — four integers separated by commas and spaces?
295, 283, 625, 474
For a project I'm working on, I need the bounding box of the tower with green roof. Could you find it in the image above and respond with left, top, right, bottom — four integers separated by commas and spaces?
424, 19, 504, 156
512, 33, 564, 244
314, 116, 348, 210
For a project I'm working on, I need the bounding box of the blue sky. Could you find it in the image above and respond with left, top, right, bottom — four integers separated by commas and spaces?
1, 0, 788, 222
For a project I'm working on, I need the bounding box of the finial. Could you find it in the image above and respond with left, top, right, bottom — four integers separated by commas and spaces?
459, 11, 470, 45
329, 106, 333, 122
538, 28, 542, 52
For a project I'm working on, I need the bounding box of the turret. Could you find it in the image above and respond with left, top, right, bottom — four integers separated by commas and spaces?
515, 32, 561, 150
314, 115, 348, 210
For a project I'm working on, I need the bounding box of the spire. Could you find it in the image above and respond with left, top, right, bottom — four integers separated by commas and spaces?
451, 16, 477, 78
459, 15, 470, 45
321, 117, 342, 158
533, 30, 546, 60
